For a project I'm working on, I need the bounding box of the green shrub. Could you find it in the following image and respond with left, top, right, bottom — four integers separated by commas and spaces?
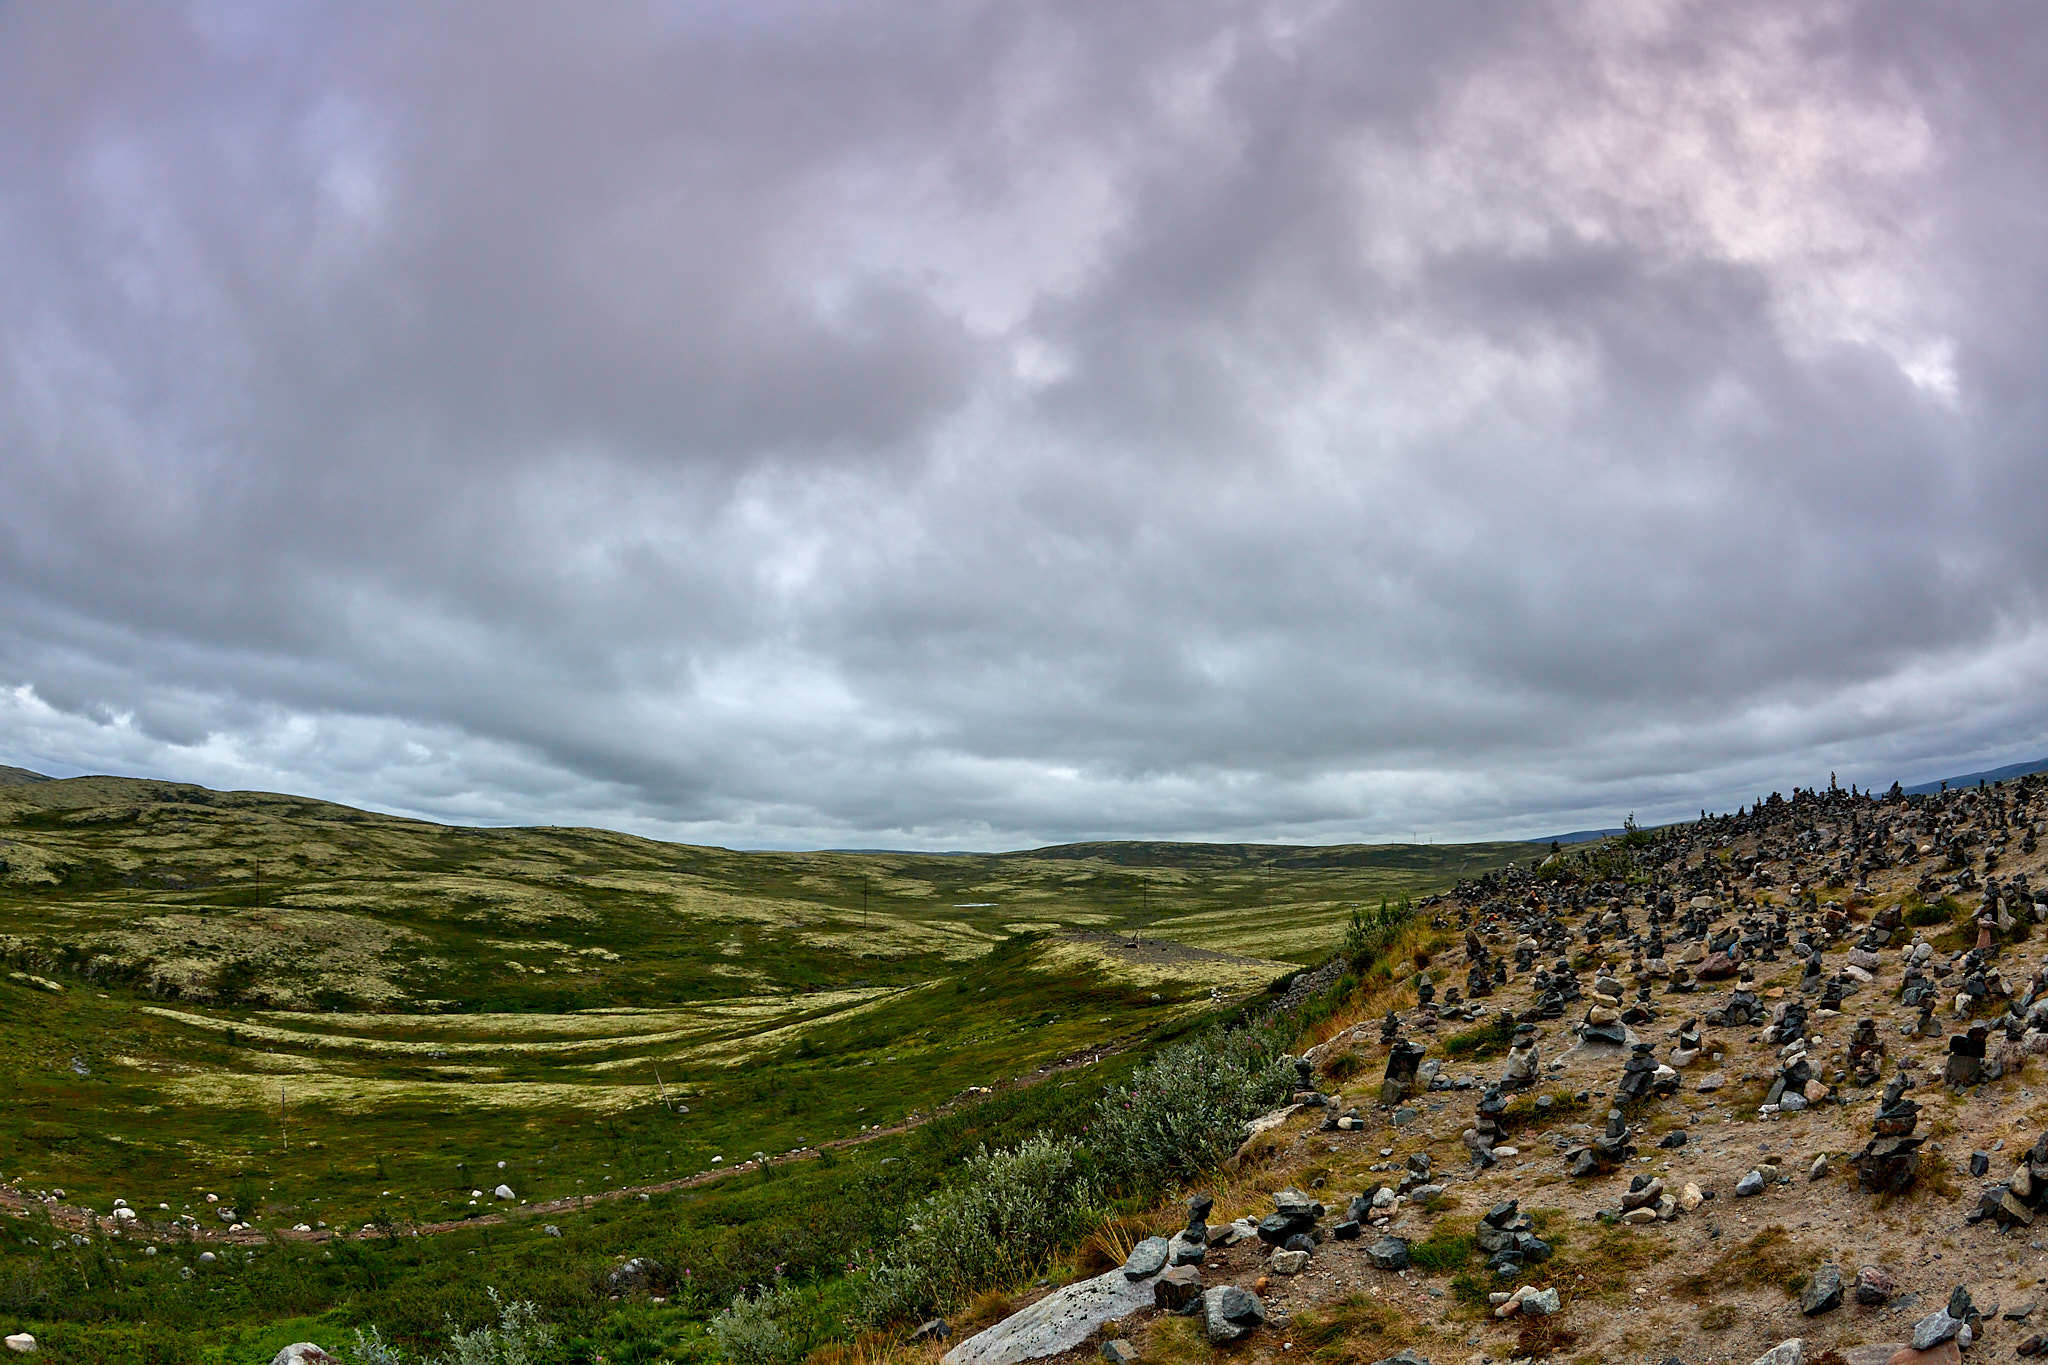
709, 1280, 814, 1365
1342, 900, 1411, 968
346, 1290, 561, 1365
1089, 1029, 1294, 1193
858, 1134, 1097, 1324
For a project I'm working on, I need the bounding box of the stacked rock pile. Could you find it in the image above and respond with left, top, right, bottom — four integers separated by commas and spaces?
1851, 1074, 1925, 1193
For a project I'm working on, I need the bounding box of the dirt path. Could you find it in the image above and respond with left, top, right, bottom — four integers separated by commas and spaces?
0, 1040, 1130, 1246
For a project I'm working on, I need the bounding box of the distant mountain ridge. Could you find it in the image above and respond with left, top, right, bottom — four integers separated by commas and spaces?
1902, 755, 2048, 795
0, 765, 51, 787
1540, 753, 2048, 844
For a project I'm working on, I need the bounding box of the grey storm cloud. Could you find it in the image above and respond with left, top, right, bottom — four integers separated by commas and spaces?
3, 0, 2046, 849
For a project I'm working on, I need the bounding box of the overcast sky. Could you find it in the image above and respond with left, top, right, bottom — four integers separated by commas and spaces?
3, 2, 2045, 850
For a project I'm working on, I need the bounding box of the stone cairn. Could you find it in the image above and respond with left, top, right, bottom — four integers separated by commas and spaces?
1945, 1023, 1992, 1089
1974, 1133, 2048, 1229
1616, 1042, 1675, 1105
1500, 1022, 1540, 1091
1414, 974, 1439, 1029
1475, 1198, 1552, 1278
1185, 1192, 1213, 1247
1668, 1018, 1702, 1068
1765, 999, 1808, 1046
1380, 1039, 1427, 1106
1852, 1074, 1925, 1193
1579, 988, 1628, 1046
1256, 1188, 1321, 1252
1847, 1017, 1885, 1087
1466, 1085, 1508, 1168
1765, 1044, 1819, 1112
1567, 1108, 1636, 1178
1705, 977, 1766, 1028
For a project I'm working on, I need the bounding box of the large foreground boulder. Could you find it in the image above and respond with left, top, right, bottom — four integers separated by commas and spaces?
942, 1270, 1158, 1365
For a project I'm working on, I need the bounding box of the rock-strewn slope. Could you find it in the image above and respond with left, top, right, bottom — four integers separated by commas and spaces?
960, 776, 2048, 1365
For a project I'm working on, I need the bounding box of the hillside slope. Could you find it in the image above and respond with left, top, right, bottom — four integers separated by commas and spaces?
0, 774, 1546, 1009
956, 770, 2048, 1365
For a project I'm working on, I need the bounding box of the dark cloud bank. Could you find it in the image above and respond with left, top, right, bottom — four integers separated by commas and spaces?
3, 2, 2046, 849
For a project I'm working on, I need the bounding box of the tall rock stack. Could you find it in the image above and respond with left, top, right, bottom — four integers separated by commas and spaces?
1852, 1075, 1926, 1193
1847, 1018, 1885, 1087
1465, 1086, 1508, 1167
1381, 1040, 1427, 1107
1616, 1043, 1674, 1105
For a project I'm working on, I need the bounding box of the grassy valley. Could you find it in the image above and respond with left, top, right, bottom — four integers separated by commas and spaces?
0, 773, 1542, 1363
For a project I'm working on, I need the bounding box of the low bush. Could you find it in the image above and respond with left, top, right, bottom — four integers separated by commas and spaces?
349, 1290, 562, 1365
1342, 900, 1411, 969
708, 1280, 816, 1365
857, 1134, 1097, 1324
1089, 1028, 1294, 1194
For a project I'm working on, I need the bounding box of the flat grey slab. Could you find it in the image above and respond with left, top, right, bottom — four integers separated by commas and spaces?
942, 1270, 1158, 1365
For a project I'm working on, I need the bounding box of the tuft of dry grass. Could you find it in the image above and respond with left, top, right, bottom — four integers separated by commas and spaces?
806, 1329, 943, 1365
1288, 1294, 1419, 1364
1672, 1225, 1808, 1300
1697, 1303, 1738, 1331
1513, 1316, 1579, 1358
1076, 1216, 1145, 1275
955, 1287, 1018, 1334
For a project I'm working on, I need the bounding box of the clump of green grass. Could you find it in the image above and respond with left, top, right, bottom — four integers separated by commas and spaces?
1407, 1227, 1474, 1273
1497, 1089, 1588, 1135
1442, 1014, 1515, 1060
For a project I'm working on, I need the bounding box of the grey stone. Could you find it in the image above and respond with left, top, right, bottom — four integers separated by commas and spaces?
1735, 1170, 1766, 1197
1269, 1249, 1310, 1275
1912, 1310, 1962, 1350
1748, 1341, 1803, 1365
1100, 1342, 1139, 1365
1801, 1265, 1842, 1316
1122, 1237, 1169, 1280
942, 1269, 1160, 1365
1520, 1286, 1560, 1316
1365, 1236, 1411, 1270
1153, 1266, 1203, 1312
1201, 1286, 1265, 1345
